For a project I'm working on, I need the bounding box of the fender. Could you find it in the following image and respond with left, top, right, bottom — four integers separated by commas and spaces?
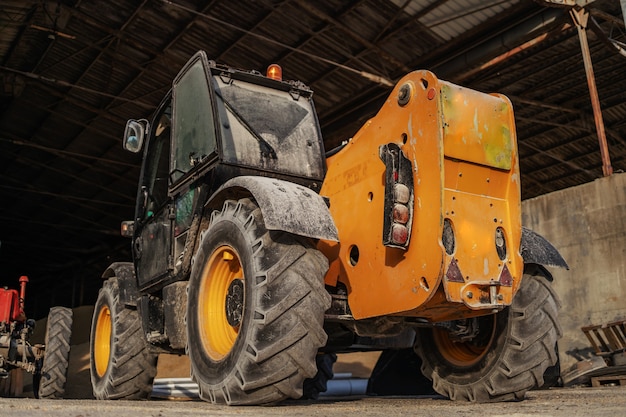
520, 227, 569, 269
208, 176, 339, 241
102, 262, 140, 306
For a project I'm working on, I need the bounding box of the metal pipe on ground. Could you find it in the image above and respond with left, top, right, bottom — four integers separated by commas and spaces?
152, 375, 369, 399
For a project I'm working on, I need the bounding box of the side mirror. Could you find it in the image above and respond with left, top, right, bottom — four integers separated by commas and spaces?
123, 119, 149, 153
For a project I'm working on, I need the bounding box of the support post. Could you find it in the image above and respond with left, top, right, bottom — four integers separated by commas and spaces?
570, 8, 613, 177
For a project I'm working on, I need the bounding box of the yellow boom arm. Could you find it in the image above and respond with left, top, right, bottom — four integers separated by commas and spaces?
318, 70, 523, 321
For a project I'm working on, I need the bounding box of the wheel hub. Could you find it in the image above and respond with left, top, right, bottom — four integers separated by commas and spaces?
94, 305, 112, 377
433, 315, 497, 367
225, 278, 244, 327
199, 246, 243, 360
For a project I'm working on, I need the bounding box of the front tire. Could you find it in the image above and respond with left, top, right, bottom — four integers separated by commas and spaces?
415, 264, 561, 402
187, 198, 331, 405
38, 307, 73, 399
90, 277, 158, 400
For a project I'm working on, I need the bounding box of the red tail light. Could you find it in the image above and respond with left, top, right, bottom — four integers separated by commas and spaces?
391, 224, 409, 245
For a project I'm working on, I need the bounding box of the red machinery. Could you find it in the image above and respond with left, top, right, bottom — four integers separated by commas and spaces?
0, 276, 72, 398
0, 275, 28, 324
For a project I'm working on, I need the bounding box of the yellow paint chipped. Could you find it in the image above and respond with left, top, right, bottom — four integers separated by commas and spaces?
441, 82, 513, 170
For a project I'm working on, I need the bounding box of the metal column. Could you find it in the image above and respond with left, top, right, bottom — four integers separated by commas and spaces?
571, 8, 613, 177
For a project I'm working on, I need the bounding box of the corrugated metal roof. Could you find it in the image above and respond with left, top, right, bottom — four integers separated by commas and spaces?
0, 0, 624, 315
391, 0, 522, 41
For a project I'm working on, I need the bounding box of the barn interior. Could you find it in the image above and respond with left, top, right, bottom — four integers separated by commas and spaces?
0, 0, 624, 323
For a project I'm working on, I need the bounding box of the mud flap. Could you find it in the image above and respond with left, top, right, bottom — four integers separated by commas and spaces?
102, 262, 140, 306
208, 176, 338, 241
520, 227, 569, 269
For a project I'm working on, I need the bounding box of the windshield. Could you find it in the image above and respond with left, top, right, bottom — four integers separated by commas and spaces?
213, 76, 324, 179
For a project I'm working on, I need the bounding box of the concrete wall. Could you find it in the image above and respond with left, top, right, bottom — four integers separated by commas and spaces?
521, 172, 626, 371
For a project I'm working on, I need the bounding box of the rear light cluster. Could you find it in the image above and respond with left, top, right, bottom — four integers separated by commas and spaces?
391, 184, 411, 245
379, 143, 414, 248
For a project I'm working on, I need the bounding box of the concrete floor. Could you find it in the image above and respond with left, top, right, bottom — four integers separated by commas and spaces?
2, 386, 626, 417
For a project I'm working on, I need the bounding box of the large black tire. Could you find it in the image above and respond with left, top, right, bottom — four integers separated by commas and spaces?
367, 349, 436, 396
90, 277, 158, 400
415, 264, 561, 402
187, 198, 331, 405
302, 353, 337, 400
38, 306, 73, 399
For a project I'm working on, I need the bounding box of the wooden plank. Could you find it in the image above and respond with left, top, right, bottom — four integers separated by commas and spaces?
591, 375, 626, 387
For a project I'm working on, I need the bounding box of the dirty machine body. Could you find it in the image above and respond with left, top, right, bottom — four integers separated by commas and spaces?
90, 51, 567, 405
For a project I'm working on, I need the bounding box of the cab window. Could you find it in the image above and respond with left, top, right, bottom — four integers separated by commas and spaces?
172, 58, 216, 183
141, 104, 171, 220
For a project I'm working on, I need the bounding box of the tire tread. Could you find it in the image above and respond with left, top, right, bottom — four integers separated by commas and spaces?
38, 307, 73, 399
90, 278, 158, 400
417, 264, 561, 402
189, 198, 330, 405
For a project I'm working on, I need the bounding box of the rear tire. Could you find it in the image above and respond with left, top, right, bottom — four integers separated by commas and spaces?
38, 306, 73, 399
90, 278, 157, 400
187, 198, 331, 405
415, 264, 561, 402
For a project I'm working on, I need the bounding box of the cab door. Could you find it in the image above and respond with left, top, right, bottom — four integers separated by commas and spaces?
134, 51, 218, 289
133, 99, 173, 289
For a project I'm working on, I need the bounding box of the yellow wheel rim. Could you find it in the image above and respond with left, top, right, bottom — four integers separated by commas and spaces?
432, 316, 496, 368
199, 245, 244, 361
94, 305, 112, 377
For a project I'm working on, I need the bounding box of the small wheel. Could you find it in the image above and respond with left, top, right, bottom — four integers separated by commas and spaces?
187, 198, 330, 405
90, 277, 158, 400
415, 264, 561, 402
38, 307, 73, 399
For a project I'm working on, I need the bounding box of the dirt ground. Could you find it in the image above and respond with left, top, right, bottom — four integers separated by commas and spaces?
2, 386, 626, 417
